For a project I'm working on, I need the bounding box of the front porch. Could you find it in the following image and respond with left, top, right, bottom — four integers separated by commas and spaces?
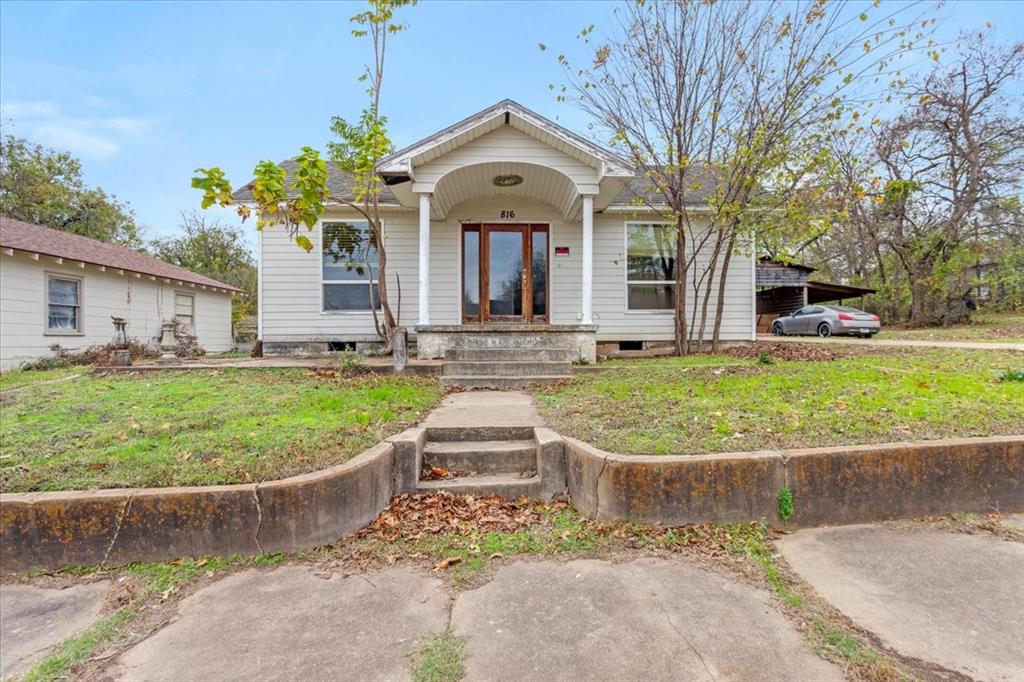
416, 323, 598, 364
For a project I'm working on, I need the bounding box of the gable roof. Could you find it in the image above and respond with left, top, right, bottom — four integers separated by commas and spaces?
0, 217, 242, 293
377, 99, 634, 176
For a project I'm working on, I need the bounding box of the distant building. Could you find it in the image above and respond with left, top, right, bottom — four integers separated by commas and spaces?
0, 217, 240, 370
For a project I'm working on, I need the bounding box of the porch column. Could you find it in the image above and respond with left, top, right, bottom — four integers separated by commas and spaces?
581, 194, 594, 325
418, 193, 431, 326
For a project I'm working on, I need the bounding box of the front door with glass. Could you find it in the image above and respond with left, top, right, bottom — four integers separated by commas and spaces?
462, 224, 548, 323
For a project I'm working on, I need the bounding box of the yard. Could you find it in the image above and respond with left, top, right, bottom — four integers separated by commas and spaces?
876, 311, 1024, 344
0, 368, 442, 493
533, 347, 1024, 456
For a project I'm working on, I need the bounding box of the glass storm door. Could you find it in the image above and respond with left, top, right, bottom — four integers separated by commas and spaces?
462, 224, 548, 323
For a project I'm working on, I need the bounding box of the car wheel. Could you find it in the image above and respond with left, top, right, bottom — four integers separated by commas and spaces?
817, 322, 832, 338
772, 322, 784, 336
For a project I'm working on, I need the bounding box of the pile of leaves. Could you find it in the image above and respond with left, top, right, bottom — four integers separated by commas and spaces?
360, 492, 549, 542
723, 341, 840, 362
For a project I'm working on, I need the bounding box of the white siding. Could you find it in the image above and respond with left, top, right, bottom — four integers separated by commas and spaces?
0, 252, 233, 370
414, 127, 601, 195
259, 199, 754, 344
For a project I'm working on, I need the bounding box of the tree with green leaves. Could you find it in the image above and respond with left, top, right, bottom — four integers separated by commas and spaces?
550, 0, 932, 352
0, 134, 141, 247
192, 0, 412, 349
150, 210, 257, 323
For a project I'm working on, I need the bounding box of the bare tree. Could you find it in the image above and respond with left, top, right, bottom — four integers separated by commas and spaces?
551, 0, 931, 352
810, 34, 1024, 324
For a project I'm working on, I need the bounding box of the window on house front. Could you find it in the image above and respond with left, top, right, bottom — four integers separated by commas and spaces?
626, 223, 676, 310
322, 220, 381, 311
175, 293, 195, 328
46, 275, 82, 332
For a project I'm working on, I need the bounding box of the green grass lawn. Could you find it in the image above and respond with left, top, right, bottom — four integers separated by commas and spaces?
533, 349, 1024, 456
877, 311, 1024, 344
0, 368, 442, 492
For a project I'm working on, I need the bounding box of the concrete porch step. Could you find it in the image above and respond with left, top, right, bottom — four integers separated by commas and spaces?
442, 360, 573, 377
445, 347, 576, 362
422, 439, 537, 475
416, 473, 542, 498
440, 375, 570, 389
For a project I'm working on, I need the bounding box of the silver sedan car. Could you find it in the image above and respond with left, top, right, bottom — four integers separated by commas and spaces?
772, 305, 881, 338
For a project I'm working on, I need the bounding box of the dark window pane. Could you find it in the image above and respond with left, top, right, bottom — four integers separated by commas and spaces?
48, 305, 78, 330
627, 224, 676, 281
48, 278, 79, 304
627, 284, 675, 310
323, 221, 378, 281
463, 230, 480, 317
532, 230, 547, 317
324, 283, 381, 311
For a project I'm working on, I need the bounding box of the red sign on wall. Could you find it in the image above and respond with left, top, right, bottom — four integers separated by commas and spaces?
554, 247, 570, 257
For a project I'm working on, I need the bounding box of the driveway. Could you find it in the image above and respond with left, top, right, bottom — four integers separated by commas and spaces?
756, 333, 1024, 351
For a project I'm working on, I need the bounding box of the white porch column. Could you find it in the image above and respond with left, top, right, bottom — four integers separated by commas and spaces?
581, 195, 594, 325
417, 193, 431, 326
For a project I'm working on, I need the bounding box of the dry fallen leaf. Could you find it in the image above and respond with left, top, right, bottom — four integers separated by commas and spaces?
433, 556, 462, 571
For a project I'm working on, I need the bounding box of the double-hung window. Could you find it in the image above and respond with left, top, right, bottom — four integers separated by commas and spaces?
46, 274, 83, 333
322, 220, 381, 311
626, 223, 676, 311
175, 293, 195, 329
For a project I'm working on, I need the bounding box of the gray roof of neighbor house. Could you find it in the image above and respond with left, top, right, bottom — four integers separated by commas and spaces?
0, 216, 243, 293
231, 160, 716, 208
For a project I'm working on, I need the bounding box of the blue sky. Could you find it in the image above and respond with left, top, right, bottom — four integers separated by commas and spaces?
2, 0, 1021, 247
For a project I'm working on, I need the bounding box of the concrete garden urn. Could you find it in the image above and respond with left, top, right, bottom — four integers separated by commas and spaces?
157, 321, 181, 365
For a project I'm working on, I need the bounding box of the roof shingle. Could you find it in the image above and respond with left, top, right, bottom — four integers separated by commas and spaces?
0, 217, 242, 293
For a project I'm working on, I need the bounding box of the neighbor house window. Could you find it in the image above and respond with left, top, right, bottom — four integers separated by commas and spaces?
626, 223, 676, 310
46, 275, 83, 333
322, 220, 380, 311
175, 293, 195, 328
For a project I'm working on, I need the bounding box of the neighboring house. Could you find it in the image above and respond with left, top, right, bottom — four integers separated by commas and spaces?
0, 217, 240, 370
241, 100, 755, 371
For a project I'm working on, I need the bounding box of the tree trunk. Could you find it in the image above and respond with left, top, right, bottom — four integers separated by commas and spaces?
711, 230, 738, 352
674, 214, 689, 355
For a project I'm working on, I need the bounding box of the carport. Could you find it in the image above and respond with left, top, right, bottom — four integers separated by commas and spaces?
755, 259, 876, 332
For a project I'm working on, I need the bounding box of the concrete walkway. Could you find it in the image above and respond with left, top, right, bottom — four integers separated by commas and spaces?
0, 581, 109, 678
778, 524, 1024, 682
757, 333, 1024, 351
421, 390, 545, 429
4, 519, 1024, 680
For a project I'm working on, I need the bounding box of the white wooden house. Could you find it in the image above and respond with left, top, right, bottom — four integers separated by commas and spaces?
242, 101, 754, 384
0, 217, 239, 370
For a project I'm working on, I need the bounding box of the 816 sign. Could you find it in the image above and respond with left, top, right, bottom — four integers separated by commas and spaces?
499, 209, 516, 219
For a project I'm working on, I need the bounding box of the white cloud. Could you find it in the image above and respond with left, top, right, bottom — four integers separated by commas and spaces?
32, 123, 120, 159
0, 99, 154, 160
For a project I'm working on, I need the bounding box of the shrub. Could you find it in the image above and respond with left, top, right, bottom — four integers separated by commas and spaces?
757, 351, 774, 365
998, 368, 1024, 382
339, 350, 364, 373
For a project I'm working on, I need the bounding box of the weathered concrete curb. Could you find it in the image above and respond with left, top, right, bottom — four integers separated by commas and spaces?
0, 443, 394, 572
566, 435, 1024, 527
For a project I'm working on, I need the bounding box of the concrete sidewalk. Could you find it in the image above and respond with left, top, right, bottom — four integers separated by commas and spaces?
421, 390, 545, 429
757, 333, 1024, 351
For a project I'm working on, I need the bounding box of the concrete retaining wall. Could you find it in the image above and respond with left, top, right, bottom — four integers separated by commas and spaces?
566, 435, 1024, 527
0, 443, 394, 572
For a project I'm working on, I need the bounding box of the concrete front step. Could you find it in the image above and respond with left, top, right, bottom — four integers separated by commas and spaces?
423, 439, 537, 475
446, 335, 575, 351
441, 375, 570, 389
442, 360, 573, 378
445, 347, 576, 362
416, 473, 542, 498
425, 425, 536, 442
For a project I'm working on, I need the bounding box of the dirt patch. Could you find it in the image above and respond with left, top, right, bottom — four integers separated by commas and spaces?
723, 340, 915, 362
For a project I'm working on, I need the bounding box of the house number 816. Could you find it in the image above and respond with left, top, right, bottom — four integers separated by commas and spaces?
500, 210, 516, 219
